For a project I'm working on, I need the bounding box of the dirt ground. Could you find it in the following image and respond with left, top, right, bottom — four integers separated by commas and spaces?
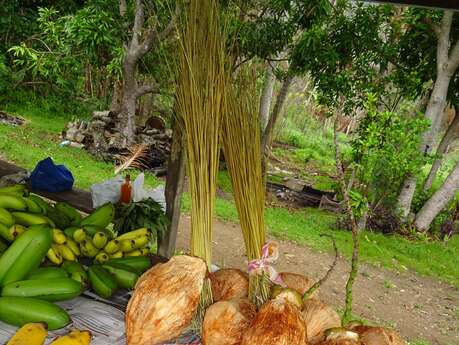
176, 215, 459, 345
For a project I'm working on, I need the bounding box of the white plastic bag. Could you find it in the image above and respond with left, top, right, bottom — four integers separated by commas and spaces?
132, 173, 166, 209
90, 176, 124, 208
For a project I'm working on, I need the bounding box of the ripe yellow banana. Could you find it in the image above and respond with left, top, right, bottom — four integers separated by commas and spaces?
92, 232, 108, 249
103, 239, 119, 254
72, 229, 86, 243
6, 322, 48, 345
125, 249, 142, 257
55, 244, 76, 261
65, 238, 80, 256
132, 235, 149, 249
49, 329, 91, 345
47, 247, 63, 265
52, 229, 67, 245
119, 239, 136, 252
116, 228, 149, 241
109, 250, 123, 258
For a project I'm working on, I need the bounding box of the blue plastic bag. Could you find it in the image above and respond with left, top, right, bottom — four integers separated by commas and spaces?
29, 157, 74, 192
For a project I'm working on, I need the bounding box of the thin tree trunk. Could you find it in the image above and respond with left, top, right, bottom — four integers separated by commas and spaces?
423, 107, 459, 191
397, 175, 418, 220
415, 160, 459, 231
262, 74, 294, 155
259, 63, 276, 131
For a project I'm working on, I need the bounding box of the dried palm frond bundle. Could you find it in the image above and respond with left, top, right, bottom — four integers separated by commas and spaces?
222, 68, 270, 305
317, 328, 360, 345
240, 299, 307, 345
209, 268, 249, 301
114, 144, 149, 174
349, 325, 405, 345
278, 272, 318, 298
202, 298, 256, 345
302, 299, 341, 344
125, 255, 207, 345
175, 0, 229, 314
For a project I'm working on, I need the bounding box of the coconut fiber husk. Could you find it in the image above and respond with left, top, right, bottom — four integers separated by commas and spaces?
350, 326, 405, 345
302, 299, 341, 344
241, 299, 307, 345
316, 328, 360, 345
209, 269, 249, 302
202, 298, 256, 345
279, 272, 318, 298
126, 255, 207, 345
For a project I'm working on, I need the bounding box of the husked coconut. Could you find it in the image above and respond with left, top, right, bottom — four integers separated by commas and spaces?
209, 268, 248, 301
302, 299, 341, 344
202, 298, 256, 345
279, 272, 318, 298
241, 299, 307, 345
126, 255, 207, 345
316, 328, 360, 345
351, 326, 405, 345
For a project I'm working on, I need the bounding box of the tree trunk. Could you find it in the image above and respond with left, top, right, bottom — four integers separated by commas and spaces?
259, 63, 276, 131
397, 175, 418, 220
262, 74, 294, 155
423, 107, 459, 191
414, 160, 459, 231
119, 56, 138, 147
158, 119, 185, 258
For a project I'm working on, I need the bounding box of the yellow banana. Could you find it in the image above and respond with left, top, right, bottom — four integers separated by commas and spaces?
6, 322, 48, 345
49, 329, 91, 345
119, 239, 136, 252
139, 247, 150, 255
132, 235, 149, 249
46, 247, 63, 265
52, 229, 67, 245
109, 251, 123, 258
94, 251, 109, 264
125, 249, 142, 257
65, 238, 80, 256
92, 232, 107, 249
103, 239, 119, 254
116, 228, 149, 241
81, 239, 98, 257
72, 229, 86, 243
55, 244, 76, 261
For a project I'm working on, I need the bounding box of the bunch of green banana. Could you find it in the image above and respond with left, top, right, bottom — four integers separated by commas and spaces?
0, 184, 27, 196
1, 278, 83, 301
81, 202, 115, 228
0, 226, 52, 286
87, 265, 117, 298
61, 261, 88, 286
0, 223, 26, 242
44, 229, 81, 265
0, 194, 27, 211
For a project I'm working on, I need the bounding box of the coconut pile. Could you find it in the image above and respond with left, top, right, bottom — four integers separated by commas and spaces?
125, 255, 406, 345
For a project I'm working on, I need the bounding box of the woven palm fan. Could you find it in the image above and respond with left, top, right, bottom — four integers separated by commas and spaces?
175, 0, 229, 317
221, 67, 270, 304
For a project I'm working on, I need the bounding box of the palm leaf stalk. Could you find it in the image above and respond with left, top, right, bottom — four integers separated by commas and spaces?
222, 68, 270, 306
174, 0, 228, 325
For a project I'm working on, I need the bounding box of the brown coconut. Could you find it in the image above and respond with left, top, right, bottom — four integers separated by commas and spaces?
316, 328, 361, 345
209, 268, 248, 301
126, 255, 207, 345
302, 299, 341, 344
202, 298, 256, 345
241, 299, 308, 345
278, 272, 318, 298
351, 326, 405, 345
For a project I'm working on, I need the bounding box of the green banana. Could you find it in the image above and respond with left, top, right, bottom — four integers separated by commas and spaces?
132, 235, 150, 249
52, 229, 67, 244
81, 202, 114, 229
116, 227, 149, 241
22, 197, 43, 214
72, 228, 86, 243
0, 223, 19, 242
94, 251, 109, 264
83, 225, 113, 239
55, 202, 82, 226
27, 195, 49, 214
109, 251, 123, 258
1, 278, 83, 301
28, 267, 69, 280
0, 239, 7, 254
0, 194, 27, 211
103, 239, 120, 254
65, 238, 80, 256
54, 244, 76, 261
11, 212, 54, 227
125, 249, 142, 257
0, 226, 52, 286
0, 296, 70, 330
92, 232, 108, 249
102, 263, 139, 289
0, 184, 26, 196
87, 265, 118, 298
0, 207, 14, 226
46, 247, 62, 265
80, 238, 99, 257
45, 206, 70, 229
107, 256, 151, 274
63, 226, 78, 238
61, 261, 88, 286
119, 239, 136, 252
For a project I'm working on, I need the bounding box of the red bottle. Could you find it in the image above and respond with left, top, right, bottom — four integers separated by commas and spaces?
120, 174, 132, 204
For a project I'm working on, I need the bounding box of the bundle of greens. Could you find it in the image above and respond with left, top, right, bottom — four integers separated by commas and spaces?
114, 198, 168, 241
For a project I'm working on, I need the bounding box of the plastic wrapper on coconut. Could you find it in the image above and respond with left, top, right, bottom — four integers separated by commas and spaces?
302, 298, 341, 344
279, 272, 318, 298
241, 299, 308, 345
202, 298, 256, 345
316, 328, 361, 345
209, 268, 248, 301
350, 326, 405, 345
125, 255, 207, 345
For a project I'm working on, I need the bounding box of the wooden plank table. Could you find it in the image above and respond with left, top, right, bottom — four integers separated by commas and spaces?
0, 159, 94, 213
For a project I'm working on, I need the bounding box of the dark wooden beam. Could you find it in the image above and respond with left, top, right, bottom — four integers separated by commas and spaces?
365, 0, 459, 10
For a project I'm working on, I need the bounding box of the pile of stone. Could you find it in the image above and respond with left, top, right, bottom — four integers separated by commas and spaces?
63, 111, 171, 174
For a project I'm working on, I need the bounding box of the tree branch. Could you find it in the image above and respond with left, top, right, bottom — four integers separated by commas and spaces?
135, 83, 160, 98
447, 39, 459, 75
437, 11, 453, 70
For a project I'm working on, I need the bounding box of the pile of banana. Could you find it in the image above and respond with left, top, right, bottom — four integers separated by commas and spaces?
0, 184, 154, 336
6, 322, 91, 345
